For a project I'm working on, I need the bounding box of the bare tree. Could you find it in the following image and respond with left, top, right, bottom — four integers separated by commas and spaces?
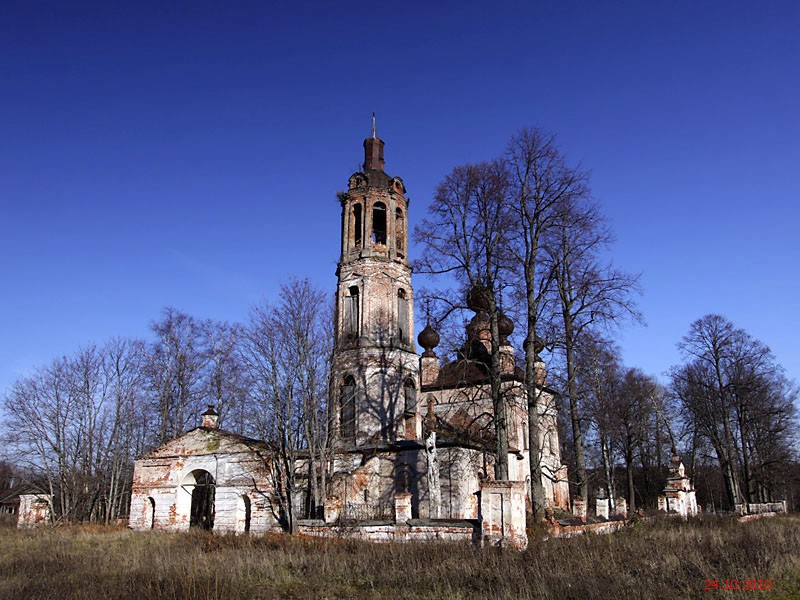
239, 279, 332, 531
99, 338, 148, 522
415, 160, 515, 479
146, 308, 207, 445
547, 197, 640, 503
203, 320, 247, 434
673, 314, 798, 508
3, 339, 149, 523
505, 127, 588, 518
614, 368, 658, 513
575, 332, 622, 508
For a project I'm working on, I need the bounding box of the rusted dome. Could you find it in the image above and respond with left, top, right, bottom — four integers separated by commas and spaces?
466, 285, 490, 312
418, 324, 440, 350
498, 314, 514, 337
523, 336, 546, 354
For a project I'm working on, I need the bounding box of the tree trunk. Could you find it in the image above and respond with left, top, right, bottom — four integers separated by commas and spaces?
490, 306, 509, 480
626, 441, 636, 513
523, 247, 547, 519
600, 431, 615, 511
564, 322, 587, 502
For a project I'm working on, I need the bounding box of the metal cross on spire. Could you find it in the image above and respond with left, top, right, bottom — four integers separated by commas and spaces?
371, 112, 377, 138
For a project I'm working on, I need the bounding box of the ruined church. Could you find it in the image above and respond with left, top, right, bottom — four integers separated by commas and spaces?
129, 129, 570, 545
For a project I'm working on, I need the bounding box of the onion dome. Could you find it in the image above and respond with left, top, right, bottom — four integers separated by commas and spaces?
498, 314, 514, 337
418, 324, 440, 357
466, 285, 490, 313
523, 336, 546, 355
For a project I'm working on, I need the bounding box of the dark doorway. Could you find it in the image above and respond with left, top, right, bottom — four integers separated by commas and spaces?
148, 497, 156, 529
189, 470, 215, 530
243, 495, 251, 533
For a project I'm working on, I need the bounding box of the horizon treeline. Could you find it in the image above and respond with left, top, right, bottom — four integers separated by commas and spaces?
0, 296, 796, 523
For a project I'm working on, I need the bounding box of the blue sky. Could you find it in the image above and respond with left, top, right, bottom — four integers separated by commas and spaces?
1, 1, 798, 395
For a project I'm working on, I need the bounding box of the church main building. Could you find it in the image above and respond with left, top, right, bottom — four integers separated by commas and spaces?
129, 129, 569, 543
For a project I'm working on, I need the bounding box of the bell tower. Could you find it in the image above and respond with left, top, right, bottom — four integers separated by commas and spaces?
331, 122, 421, 447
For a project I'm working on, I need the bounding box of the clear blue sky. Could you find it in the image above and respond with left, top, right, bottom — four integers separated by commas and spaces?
1, 1, 798, 395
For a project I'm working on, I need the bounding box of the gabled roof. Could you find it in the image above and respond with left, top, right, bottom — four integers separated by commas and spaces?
139, 427, 272, 460
0, 484, 44, 504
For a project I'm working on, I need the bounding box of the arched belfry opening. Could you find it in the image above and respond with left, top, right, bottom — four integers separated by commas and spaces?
404, 378, 417, 411
344, 286, 359, 341
353, 204, 362, 248
395, 208, 405, 256
186, 470, 215, 530
403, 378, 417, 439
372, 202, 387, 246
397, 289, 409, 343
340, 376, 356, 440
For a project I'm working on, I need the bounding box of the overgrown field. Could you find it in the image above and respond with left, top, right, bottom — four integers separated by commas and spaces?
1, 516, 799, 599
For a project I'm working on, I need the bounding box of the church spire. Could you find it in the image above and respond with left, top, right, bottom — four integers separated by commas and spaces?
363, 113, 385, 171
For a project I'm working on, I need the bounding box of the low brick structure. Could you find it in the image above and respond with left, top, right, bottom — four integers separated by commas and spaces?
479, 480, 528, 549
17, 493, 51, 527
129, 419, 280, 534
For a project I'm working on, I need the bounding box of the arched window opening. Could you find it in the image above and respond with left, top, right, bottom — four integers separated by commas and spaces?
404, 379, 417, 415
425, 394, 438, 433
242, 495, 251, 533
397, 289, 408, 343
402, 379, 418, 440
341, 376, 356, 440
189, 470, 215, 530
148, 497, 156, 529
353, 204, 362, 248
344, 286, 359, 340
395, 208, 405, 256
372, 202, 387, 245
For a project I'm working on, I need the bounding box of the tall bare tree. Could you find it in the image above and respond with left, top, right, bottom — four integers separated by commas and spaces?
547, 196, 640, 503
203, 320, 247, 434
3, 339, 149, 523
672, 314, 797, 508
239, 279, 332, 531
505, 127, 588, 518
575, 332, 622, 508
146, 308, 207, 444
415, 160, 515, 479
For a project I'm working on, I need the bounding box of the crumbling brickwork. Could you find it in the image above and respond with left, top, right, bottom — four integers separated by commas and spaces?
17, 494, 51, 527
129, 427, 280, 534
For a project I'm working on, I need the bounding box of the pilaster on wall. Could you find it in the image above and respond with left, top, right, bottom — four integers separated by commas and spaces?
420, 356, 439, 386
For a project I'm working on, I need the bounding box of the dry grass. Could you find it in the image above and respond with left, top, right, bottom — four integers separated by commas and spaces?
1, 516, 799, 599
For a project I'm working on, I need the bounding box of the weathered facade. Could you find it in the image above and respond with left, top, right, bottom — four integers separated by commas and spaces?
17, 493, 52, 527
129, 128, 570, 548
129, 409, 280, 533
326, 128, 568, 526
